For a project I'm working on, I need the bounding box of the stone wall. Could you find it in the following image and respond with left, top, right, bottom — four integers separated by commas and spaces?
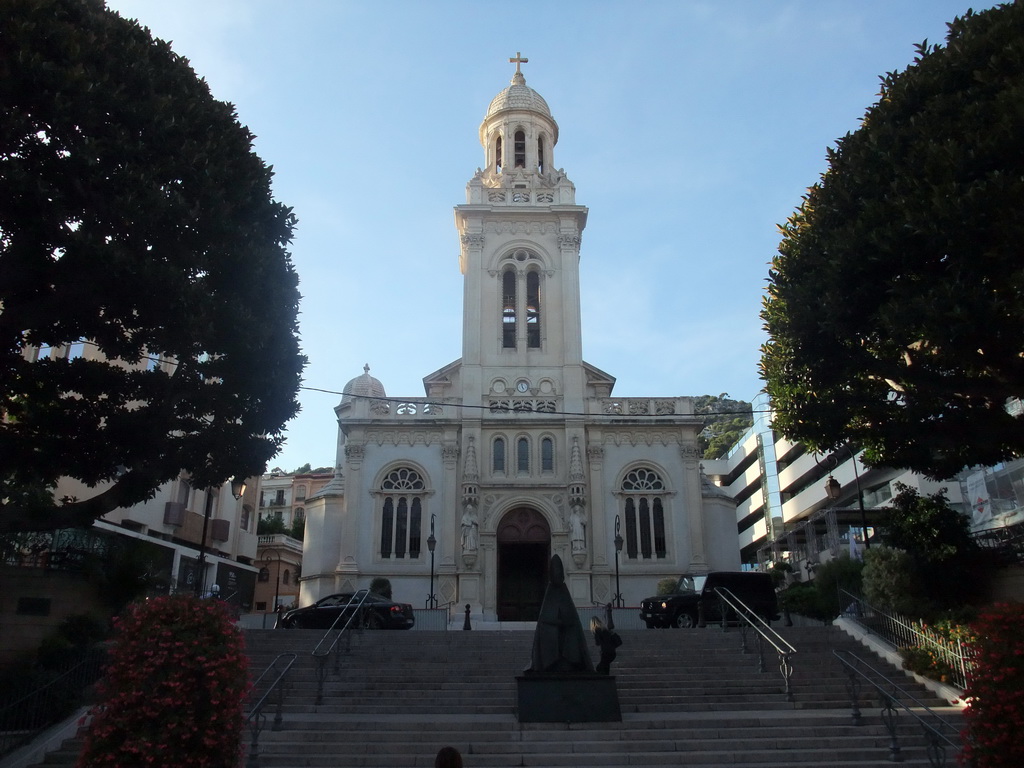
0, 566, 105, 668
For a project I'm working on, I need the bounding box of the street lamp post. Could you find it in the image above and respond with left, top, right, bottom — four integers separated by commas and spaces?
823, 445, 871, 550
613, 514, 624, 608
263, 549, 283, 613
426, 514, 437, 609
194, 477, 246, 598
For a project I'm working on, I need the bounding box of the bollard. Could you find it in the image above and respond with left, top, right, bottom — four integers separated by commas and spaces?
463, 603, 472, 630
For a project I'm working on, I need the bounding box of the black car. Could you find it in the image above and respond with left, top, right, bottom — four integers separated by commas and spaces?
278, 592, 415, 630
639, 571, 779, 629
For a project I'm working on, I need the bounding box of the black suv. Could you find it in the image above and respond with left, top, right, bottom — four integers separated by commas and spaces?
639, 571, 779, 629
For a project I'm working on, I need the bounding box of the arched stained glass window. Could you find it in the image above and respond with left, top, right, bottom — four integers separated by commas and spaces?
541, 437, 554, 473
379, 468, 425, 559
493, 437, 506, 473
621, 468, 668, 559
517, 437, 530, 474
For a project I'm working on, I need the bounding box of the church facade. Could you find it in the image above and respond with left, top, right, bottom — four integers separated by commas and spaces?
301, 59, 740, 620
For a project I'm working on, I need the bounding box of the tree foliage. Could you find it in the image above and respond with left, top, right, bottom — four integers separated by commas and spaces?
875, 484, 988, 611
693, 394, 753, 459
779, 554, 863, 623
861, 545, 928, 616
760, 3, 1024, 479
0, 0, 305, 533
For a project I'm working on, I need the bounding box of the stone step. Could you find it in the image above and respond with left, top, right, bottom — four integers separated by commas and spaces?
24, 624, 963, 768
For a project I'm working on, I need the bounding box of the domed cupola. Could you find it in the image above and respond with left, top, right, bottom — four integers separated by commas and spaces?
479, 53, 559, 178
340, 364, 386, 405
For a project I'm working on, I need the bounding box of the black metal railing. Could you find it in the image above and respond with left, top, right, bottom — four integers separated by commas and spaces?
838, 589, 972, 690
971, 520, 1024, 565
0, 646, 107, 758
244, 652, 296, 768
713, 586, 797, 701
310, 589, 372, 705
833, 649, 961, 767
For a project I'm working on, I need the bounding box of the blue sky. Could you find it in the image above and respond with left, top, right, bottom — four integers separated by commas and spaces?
105, 0, 996, 473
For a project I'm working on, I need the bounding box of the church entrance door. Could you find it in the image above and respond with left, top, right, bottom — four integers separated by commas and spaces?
496, 508, 550, 622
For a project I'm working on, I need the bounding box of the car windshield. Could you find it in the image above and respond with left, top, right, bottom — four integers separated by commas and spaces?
676, 575, 706, 594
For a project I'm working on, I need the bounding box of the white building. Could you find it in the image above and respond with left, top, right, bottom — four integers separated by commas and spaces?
704, 393, 964, 574
301, 61, 741, 620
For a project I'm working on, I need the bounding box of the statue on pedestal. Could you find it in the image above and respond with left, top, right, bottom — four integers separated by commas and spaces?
525, 555, 593, 675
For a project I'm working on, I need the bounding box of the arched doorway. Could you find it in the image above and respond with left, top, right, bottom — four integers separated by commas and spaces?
496, 507, 550, 621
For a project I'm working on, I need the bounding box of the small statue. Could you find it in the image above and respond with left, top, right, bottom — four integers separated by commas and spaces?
569, 504, 587, 553
460, 503, 479, 552
525, 555, 593, 674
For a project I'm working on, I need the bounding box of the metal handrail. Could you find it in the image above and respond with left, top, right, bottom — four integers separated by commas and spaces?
838, 589, 972, 690
833, 649, 961, 767
310, 589, 372, 704
714, 586, 797, 700
0, 646, 107, 758
244, 652, 297, 768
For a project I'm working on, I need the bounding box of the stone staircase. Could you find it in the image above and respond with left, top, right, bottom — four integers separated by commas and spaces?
26, 624, 965, 767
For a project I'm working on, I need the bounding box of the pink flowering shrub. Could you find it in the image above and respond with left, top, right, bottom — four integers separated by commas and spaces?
960, 603, 1024, 768
77, 595, 250, 768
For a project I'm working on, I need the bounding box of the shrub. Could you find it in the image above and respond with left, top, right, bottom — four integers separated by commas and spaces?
77, 595, 250, 768
960, 603, 1024, 768
369, 577, 392, 600
779, 582, 830, 623
656, 578, 679, 596
862, 545, 931, 616
780, 555, 863, 622
899, 646, 958, 684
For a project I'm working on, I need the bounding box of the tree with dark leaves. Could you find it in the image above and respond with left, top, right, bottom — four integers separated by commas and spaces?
0, 0, 305, 533
761, 2, 1024, 479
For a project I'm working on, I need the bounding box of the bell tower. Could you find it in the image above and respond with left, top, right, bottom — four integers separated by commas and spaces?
454, 54, 590, 412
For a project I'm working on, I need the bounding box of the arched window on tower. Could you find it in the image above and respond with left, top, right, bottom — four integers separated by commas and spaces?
537, 136, 545, 173
621, 468, 668, 559
517, 437, 530, 474
493, 436, 506, 474
514, 130, 526, 168
541, 437, 554, 473
526, 271, 541, 348
502, 269, 517, 348
379, 468, 425, 559
495, 135, 502, 172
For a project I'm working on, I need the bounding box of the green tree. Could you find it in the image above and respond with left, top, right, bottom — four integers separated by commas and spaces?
760, 3, 1024, 479
693, 394, 753, 459
878, 483, 988, 611
0, 0, 305, 534
257, 515, 288, 536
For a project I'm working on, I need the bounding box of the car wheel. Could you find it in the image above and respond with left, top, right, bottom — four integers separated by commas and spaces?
364, 613, 384, 630
673, 612, 697, 629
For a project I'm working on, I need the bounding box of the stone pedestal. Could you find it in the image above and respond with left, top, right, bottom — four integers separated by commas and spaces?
516, 675, 621, 723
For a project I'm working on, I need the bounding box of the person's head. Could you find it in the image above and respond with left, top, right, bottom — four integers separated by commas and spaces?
435, 746, 462, 768
590, 616, 604, 633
